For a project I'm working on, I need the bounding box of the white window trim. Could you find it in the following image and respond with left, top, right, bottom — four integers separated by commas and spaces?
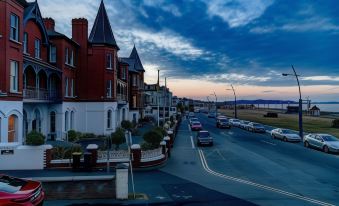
50, 45, 56, 63
65, 78, 69, 97
10, 13, 19, 42
107, 110, 112, 129
106, 53, 112, 70
23, 33, 28, 54
10, 61, 18, 93
65, 48, 69, 64
34, 39, 41, 59
71, 79, 74, 97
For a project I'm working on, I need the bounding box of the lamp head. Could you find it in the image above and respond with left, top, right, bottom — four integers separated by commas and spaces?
282, 73, 289, 76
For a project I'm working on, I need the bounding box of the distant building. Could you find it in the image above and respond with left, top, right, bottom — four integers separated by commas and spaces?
309, 105, 320, 116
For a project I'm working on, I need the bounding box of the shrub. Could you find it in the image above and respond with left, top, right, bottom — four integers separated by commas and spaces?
26, 131, 45, 146
121, 120, 133, 130
153, 126, 167, 137
68, 130, 78, 142
141, 142, 156, 150
111, 127, 126, 150
64, 144, 83, 159
332, 119, 339, 128
143, 130, 162, 148
79, 133, 96, 139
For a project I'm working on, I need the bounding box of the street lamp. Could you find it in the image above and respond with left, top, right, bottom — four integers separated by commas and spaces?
227, 84, 237, 119
206, 96, 211, 112
210, 92, 218, 116
282, 65, 303, 139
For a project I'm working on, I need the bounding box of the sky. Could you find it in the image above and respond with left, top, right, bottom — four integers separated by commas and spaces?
33, 0, 339, 102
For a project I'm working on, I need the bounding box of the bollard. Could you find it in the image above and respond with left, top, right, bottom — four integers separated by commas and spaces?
116, 163, 129, 200
164, 136, 171, 158
131, 144, 141, 167
86, 144, 98, 168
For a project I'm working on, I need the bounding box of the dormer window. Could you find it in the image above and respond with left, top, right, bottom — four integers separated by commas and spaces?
106, 53, 112, 69
34, 39, 41, 58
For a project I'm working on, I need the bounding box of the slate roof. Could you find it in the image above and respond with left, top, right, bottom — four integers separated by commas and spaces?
47, 30, 80, 47
121, 45, 145, 73
310, 105, 320, 110
89, 0, 119, 49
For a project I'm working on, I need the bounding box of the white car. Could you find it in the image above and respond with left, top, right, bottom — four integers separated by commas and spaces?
304, 133, 339, 153
229, 119, 241, 127
189, 117, 199, 125
271, 128, 301, 142
239, 120, 251, 129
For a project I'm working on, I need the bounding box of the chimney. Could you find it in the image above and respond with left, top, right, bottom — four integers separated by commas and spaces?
43, 18, 55, 31
72, 18, 88, 47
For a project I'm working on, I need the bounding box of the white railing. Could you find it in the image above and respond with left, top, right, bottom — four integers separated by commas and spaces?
97, 150, 130, 160
141, 148, 162, 159
23, 88, 60, 101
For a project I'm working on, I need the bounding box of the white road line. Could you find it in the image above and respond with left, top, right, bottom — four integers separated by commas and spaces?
187, 124, 191, 132
261, 140, 276, 146
197, 149, 334, 206
190, 136, 195, 149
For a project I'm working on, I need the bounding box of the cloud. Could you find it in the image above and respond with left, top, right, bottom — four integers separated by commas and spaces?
204, 73, 271, 83
301, 76, 339, 81
202, 0, 274, 27
142, 0, 182, 17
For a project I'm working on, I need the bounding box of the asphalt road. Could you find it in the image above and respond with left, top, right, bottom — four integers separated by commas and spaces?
161, 113, 339, 206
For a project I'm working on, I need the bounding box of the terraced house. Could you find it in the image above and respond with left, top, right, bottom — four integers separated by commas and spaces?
0, 0, 145, 147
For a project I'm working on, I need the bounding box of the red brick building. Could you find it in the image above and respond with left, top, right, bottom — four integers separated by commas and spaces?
0, 0, 145, 146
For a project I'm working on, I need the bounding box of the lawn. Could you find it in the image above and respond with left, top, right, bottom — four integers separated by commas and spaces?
220, 109, 339, 137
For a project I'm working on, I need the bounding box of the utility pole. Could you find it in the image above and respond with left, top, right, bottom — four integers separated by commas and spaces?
157, 70, 160, 127
163, 77, 166, 123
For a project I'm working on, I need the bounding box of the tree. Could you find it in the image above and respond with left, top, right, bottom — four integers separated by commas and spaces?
26, 131, 45, 146
111, 127, 126, 150
121, 120, 133, 130
332, 119, 339, 128
68, 130, 78, 142
153, 126, 167, 137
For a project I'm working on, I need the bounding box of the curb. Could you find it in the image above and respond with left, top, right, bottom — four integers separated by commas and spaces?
26, 175, 115, 182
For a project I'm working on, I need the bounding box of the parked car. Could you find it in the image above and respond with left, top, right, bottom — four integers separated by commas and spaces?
271, 128, 301, 142
239, 120, 251, 129
197, 130, 213, 146
304, 133, 339, 153
200, 108, 209, 114
188, 112, 195, 118
194, 108, 200, 113
191, 121, 203, 131
189, 117, 199, 125
216, 118, 231, 129
229, 119, 241, 127
0, 174, 45, 206
208, 112, 216, 118
247, 123, 266, 133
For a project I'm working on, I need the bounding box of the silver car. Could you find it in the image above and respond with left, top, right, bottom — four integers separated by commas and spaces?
248, 123, 266, 133
271, 128, 301, 142
229, 119, 241, 127
239, 120, 251, 129
304, 133, 339, 153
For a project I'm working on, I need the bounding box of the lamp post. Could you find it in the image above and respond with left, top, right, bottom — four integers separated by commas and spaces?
206, 96, 211, 112
157, 70, 160, 127
282, 65, 303, 139
210, 92, 218, 116
227, 85, 237, 119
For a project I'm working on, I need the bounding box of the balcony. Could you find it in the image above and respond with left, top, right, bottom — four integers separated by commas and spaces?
23, 88, 61, 102
117, 93, 127, 104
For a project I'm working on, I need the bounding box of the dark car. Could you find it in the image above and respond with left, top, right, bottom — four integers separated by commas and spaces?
197, 131, 213, 146
0, 174, 45, 206
216, 118, 231, 129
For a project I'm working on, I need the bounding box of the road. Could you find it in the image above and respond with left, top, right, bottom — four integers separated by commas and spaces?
43, 113, 339, 205
161, 113, 339, 206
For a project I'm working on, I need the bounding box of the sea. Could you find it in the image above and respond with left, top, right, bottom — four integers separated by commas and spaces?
255, 103, 339, 113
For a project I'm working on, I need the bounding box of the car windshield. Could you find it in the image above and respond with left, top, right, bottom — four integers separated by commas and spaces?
243, 121, 250, 124
220, 119, 228, 122
321, 135, 338, 141
193, 122, 201, 126
281, 129, 293, 134
190, 118, 198, 122
0, 175, 27, 193
199, 132, 210, 138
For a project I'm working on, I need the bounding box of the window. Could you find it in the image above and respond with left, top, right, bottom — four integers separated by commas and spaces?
50, 45, 56, 63
107, 110, 112, 129
10, 61, 18, 92
23, 33, 28, 53
70, 50, 74, 66
65, 78, 69, 97
34, 39, 40, 58
65, 111, 69, 131
65, 48, 69, 64
106, 53, 112, 69
132, 75, 136, 86
8, 115, 18, 142
71, 79, 74, 97
10, 14, 19, 41
122, 68, 126, 80
106, 80, 112, 98
70, 111, 74, 129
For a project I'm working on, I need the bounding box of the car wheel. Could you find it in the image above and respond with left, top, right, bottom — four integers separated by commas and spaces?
283, 137, 287, 142
323, 145, 329, 153
272, 134, 276, 139
304, 141, 309, 148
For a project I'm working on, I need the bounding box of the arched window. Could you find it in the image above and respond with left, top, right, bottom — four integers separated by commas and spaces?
8, 114, 18, 142
107, 110, 112, 129
70, 111, 74, 129
23, 110, 28, 138
50, 111, 56, 140
65, 111, 69, 131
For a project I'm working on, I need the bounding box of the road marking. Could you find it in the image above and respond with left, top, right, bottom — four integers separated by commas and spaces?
228, 131, 234, 135
197, 149, 334, 206
190, 136, 195, 149
187, 124, 191, 132
205, 149, 226, 160
261, 140, 276, 146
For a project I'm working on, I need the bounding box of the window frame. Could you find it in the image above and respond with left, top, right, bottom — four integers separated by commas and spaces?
107, 110, 112, 129
106, 80, 112, 98
23, 32, 28, 54
106, 53, 112, 69
10, 13, 19, 42
34, 38, 41, 59
10, 61, 18, 92
49, 45, 56, 63
65, 48, 69, 64
65, 77, 69, 97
